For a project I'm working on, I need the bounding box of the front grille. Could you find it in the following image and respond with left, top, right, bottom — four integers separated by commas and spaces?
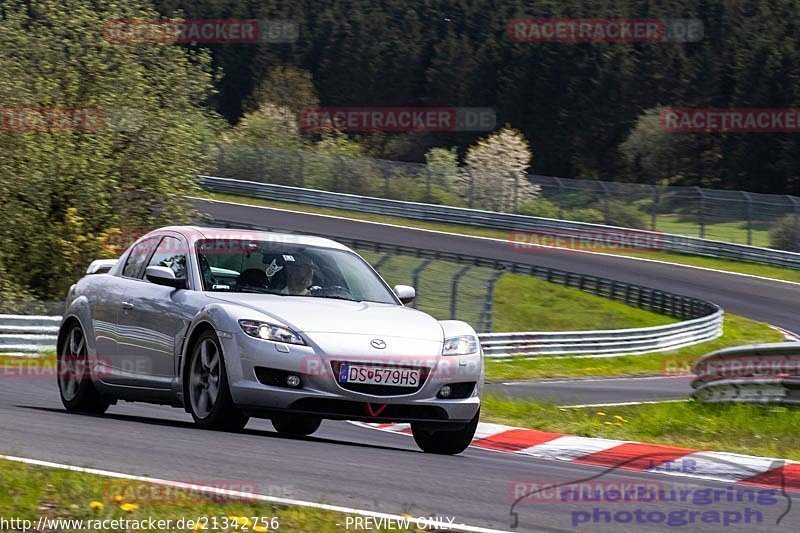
330, 361, 429, 396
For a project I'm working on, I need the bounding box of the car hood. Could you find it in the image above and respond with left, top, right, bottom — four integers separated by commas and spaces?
207, 293, 444, 341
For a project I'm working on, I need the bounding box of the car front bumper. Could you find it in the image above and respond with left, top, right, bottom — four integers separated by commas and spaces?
221, 332, 483, 424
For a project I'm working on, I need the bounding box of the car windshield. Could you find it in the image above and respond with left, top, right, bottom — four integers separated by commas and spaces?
196, 239, 397, 304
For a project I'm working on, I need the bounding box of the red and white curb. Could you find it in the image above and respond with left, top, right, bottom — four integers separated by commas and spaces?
352, 421, 800, 490
771, 325, 800, 342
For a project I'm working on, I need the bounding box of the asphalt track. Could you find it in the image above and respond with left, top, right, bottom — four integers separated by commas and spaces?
194, 198, 800, 332
2, 378, 798, 532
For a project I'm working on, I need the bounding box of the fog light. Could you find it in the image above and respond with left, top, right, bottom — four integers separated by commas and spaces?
437, 385, 452, 399
286, 374, 302, 388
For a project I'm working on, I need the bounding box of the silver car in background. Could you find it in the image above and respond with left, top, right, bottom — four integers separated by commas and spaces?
57, 226, 483, 454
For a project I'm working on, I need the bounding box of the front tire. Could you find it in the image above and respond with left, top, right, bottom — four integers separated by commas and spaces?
57, 322, 109, 414
411, 408, 479, 455
271, 414, 322, 436
187, 330, 249, 431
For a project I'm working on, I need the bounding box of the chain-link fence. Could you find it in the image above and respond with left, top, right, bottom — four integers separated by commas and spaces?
209, 145, 800, 251
356, 248, 500, 332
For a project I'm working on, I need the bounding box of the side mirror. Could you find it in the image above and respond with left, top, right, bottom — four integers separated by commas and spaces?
145, 266, 185, 289
393, 285, 415, 305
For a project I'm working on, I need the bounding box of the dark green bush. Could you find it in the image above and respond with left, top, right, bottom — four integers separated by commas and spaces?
769, 215, 800, 252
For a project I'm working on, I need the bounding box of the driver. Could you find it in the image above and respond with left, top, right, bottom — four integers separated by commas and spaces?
282, 256, 315, 295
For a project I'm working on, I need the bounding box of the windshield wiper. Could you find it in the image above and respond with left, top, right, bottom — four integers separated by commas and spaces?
306, 294, 362, 302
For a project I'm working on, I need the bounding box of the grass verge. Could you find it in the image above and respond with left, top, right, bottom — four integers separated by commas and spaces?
0, 458, 421, 532
481, 396, 800, 461
493, 273, 672, 331
485, 313, 783, 381
204, 191, 800, 283
356, 250, 674, 332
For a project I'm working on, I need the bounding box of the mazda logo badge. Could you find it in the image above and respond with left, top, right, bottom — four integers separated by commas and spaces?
370, 339, 387, 349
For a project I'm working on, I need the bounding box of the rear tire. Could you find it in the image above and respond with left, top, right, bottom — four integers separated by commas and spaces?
271, 414, 322, 436
411, 408, 479, 455
57, 322, 109, 414
186, 330, 249, 431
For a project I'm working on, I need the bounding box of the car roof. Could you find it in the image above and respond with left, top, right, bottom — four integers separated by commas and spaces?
155, 226, 351, 251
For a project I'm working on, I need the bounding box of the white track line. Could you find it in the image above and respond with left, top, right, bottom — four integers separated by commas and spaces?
557, 399, 690, 409
194, 196, 800, 287
0, 454, 510, 533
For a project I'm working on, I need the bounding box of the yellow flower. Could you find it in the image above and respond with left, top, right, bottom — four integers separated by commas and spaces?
112, 495, 124, 504
558, 408, 567, 412
193, 520, 206, 531
604, 421, 613, 425
596, 412, 606, 417
119, 503, 138, 512
236, 517, 251, 527
89, 501, 103, 511
614, 415, 626, 422
253, 526, 268, 533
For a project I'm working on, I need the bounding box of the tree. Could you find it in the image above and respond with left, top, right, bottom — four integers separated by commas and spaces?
619, 107, 716, 186
462, 126, 537, 212
425, 147, 460, 189
222, 103, 302, 150
246, 66, 319, 116
0, 0, 218, 299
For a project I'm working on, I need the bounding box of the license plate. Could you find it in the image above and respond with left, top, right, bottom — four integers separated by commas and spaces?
339, 364, 421, 387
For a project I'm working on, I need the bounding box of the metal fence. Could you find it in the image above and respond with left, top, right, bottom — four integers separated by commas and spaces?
692, 343, 800, 404
205, 219, 720, 326
201, 177, 800, 269
209, 145, 800, 251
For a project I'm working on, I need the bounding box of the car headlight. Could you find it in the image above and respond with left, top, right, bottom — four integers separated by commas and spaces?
238, 320, 305, 345
442, 335, 479, 356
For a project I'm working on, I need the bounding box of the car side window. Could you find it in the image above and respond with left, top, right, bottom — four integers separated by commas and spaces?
122, 238, 158, 279
146, 236, 188, 281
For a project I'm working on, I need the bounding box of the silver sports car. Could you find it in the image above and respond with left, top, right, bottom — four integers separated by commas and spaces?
57, 226, 483, 454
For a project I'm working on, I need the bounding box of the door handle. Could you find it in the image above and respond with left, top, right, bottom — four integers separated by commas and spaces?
121, 301, 135, 310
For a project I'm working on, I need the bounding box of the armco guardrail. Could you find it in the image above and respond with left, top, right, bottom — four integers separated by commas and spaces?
201, 176, 800, 269
0, 311, 722, 358
692, 343, 800, 404
0, 315, 60, 354
481, 310, 723, 357
209, 218, 724, 357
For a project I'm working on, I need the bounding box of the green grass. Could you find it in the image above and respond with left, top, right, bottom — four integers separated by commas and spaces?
0, 458, 422, 532
482, 396, 800, 461
485, 313, 782, 381
356, 250, 674, 332
655, 214, 771, 247
204, 191, 800, 283
493, 273, 672, 332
